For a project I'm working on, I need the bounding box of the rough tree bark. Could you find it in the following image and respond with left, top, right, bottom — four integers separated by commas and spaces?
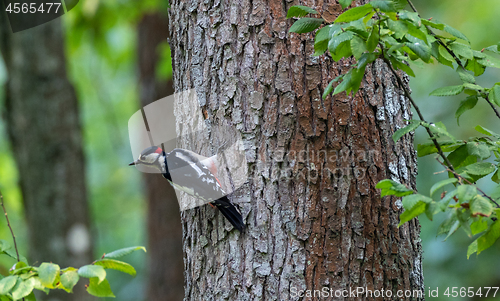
0, 12, 94, 301
137, 12, 185, 301
169, 0, 424, 300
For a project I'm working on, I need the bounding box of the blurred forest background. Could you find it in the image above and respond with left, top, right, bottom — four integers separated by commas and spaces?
0, 0, 498, 300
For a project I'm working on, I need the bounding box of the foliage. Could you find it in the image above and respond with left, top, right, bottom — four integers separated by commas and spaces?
0, 241, 145, 300
288, 0, 500, 257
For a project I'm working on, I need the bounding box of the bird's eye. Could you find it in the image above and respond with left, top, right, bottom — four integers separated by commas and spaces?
140, 155, 146, 160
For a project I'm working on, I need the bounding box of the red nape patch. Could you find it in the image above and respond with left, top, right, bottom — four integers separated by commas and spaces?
155, 147, 163, 154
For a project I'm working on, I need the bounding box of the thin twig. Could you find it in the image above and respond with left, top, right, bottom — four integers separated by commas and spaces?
0, 189, 20, 262
407, 0, 500, 120
380, 50, 458, 175
435, 158, 500, 208
484, 95, 500, 120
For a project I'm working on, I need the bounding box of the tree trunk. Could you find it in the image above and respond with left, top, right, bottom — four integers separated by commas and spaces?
137, 13, 185, 301
169, 0, 424, 300
0, 13, 94, 301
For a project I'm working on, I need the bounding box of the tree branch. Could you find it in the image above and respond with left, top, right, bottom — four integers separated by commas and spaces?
435, 158, 500, 208
407, 0, 500, 120
0, 189, 20, 262
380, 52, 458, 175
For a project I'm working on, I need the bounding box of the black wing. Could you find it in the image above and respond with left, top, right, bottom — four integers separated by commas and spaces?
166, 149, 245, 231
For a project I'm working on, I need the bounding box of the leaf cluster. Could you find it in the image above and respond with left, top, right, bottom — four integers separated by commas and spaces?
0, 243, 145, 300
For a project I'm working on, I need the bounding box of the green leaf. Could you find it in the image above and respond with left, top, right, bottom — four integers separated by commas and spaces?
286, 6, 318, 19
11, 278, 35, 300
328, 31, 355, 54
470, 196, 493, 217
467, 239, 478, 259
471, 218, 488, 235
425, 201, 442, 221
456, 185, 477, 203
391, 0, 407, 10
387, 19, 408, 39
438, 44, 454, 63
457, 208, 472, 237
370, 0, 396, 12
445, 220, 461, 241
289, 18, 324, 34
333, 70, 352, 96
430, 178, 458, 196
455, 96, 478, 125
472, 50, 486, 59
331, 40, 353, 61
104, 246, 147, 259
450, 43, 473, 60
38, 263, 60, 288
335, 4, 373, 23
376, 179, 413, 197
465, 59, 486, 76
350, 67, 365, 95
475, 125, 498, 136
0, 276, 18, 294
492, 169, 500, 184
478, 54, 500, 68
323, 79, 335, 99
421, 19, 444, 30
392, 120, 421, 143
406, 23, 428, 43
467, 142, 490, 160
443, 24, 469, 42
398, 11, 420, 26
25, 291, 36, 301
351, 35, 367, 59
402, 194, 432, 211
95, 259, 137, 277
313, 26, 331, 56
489, 84, 500, 106
392, 59, 416, 77
429, 85, 464, 96
477, 220, 500, 254
426, 121, 455, 140
484, 45, 500, 54
464, 162, 496, 176
463, 83, 483, 91
456, 68, 475, 84
437, 209, 459, 238
339, 0, 353, 10
32, 277, 49, 294
78, 265, 106, 284
322, 75, 343, 99
366, 25, 379, 52
0, 240, 10, 253
405, 40, 431, 62
87, 278, 115, 298
417, 141, 462, 157
440, 189, 458, 207
357, 52, 377, 70
398, 201, 426, 227
2, 249, 28, 264
60, 270, 79, 293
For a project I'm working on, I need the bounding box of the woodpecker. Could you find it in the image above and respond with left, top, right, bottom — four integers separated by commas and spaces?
129, 146, 245, 232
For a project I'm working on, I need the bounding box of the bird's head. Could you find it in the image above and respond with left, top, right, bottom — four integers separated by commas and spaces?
129, 146, 164, 170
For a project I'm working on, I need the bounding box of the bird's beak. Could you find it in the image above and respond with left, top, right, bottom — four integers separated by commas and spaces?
129, 161, 138, 166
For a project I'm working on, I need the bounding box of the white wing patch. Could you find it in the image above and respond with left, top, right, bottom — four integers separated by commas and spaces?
175, 151, 206, 177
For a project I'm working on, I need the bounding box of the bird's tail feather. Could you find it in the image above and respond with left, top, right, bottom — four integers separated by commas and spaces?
212, 196, 245, 232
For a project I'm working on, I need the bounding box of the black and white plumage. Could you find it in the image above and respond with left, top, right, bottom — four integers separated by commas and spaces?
129, 146, 245, 232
